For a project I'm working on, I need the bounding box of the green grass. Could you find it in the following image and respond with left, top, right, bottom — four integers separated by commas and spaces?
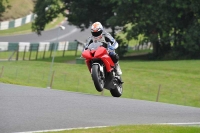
0, 54, 200, 107
45, 125, 200, 133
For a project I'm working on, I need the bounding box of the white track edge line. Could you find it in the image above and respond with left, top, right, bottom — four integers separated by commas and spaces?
14, 122, 200, 133
14, 126, 108, 133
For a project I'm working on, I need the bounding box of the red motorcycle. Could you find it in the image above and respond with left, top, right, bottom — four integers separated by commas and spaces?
82, 42, 123, 97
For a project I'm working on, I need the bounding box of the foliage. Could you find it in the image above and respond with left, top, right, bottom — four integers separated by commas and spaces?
32, 0, 117, 36
32, 0, 200, 59
32, 0, 62, 35
0, 0, 8, 19
111, 0, 200, 58
115, 36, 129, 57
63, 0, 116, 34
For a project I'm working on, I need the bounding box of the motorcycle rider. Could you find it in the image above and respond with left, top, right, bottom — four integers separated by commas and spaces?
84, 22, 122, 75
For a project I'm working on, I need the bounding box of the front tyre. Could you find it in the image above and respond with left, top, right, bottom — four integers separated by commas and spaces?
110, 76, 123, 97
91, 64, 104, 92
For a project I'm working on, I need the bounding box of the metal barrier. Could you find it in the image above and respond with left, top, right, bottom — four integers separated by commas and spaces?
0, 41, 83, 61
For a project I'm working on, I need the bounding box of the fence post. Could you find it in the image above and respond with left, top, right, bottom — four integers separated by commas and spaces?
0, 66, 4, 78
50, 43, 53, 58
36, 45, 39, 60
75, 42, 79, 56
29, 45, 32, 60
23, 46, 27, 60
63, 42, 67, 57
156, 84, 161, 102
16, 44, 19, 61
43, 44, 46, 59
49, 70, 55, 89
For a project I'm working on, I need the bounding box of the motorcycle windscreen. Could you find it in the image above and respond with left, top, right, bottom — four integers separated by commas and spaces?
88, 42, 102, 50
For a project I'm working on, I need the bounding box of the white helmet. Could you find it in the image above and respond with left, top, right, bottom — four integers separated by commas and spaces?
91, 22, 103, 37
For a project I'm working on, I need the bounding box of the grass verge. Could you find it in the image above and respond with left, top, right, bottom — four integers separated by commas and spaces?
39, 125, 200, 133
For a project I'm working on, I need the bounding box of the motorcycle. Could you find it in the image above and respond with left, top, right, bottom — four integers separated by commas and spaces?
82, 42, 123, 97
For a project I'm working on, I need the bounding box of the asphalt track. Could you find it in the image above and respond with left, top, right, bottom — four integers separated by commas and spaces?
0, 22, 90, 43
0, 83, 200, 133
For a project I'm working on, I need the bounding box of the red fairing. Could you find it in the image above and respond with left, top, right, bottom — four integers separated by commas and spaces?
82, 46, 115, 73
85, 59, 91, 72
101, 54, 115, 72
82, 50, 92, 72
82, 50, 92, 59
94, 47, 107, 58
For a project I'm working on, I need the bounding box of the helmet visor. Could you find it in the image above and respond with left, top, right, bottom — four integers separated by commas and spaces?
91, 30, 102, 37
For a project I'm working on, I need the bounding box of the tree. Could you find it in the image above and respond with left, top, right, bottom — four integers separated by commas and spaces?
32, 0, 117, 36
63, 0, 116, 35
32, 0, 128, 56
32, 0, 61, 35
111, 0, 200, 58
0, 0, 9, 20
32, 0, 200, 59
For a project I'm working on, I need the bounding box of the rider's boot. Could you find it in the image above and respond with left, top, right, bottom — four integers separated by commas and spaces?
115, 62, 122, 75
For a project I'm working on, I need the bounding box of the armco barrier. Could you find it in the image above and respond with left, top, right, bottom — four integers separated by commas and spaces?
0, 41, 83, 52
0, 41, 84, 61
0, 13, 36, 30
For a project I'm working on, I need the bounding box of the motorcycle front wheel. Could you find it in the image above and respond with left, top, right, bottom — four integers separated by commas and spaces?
91, 64, 104, 92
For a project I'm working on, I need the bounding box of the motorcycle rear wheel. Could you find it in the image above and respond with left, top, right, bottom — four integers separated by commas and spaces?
110, 76, 123, 97
92, 64, 104, 92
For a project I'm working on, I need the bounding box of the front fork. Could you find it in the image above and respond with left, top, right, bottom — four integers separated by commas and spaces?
91, 63, 105, 79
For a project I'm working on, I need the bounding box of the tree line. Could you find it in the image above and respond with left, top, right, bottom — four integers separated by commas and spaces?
1, 0, 200, 59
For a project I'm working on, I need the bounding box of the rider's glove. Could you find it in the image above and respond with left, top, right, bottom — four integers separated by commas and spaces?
108, 46, 115, 55
108, 45, 114, 50
108, 43, 115, 52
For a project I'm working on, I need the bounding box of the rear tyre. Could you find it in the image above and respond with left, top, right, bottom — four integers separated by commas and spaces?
110, 76, 123, 97
92, 65, 104, 92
